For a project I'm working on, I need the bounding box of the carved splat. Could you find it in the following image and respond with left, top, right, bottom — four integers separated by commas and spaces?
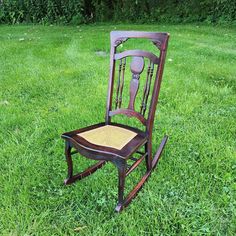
128, 57, 144, 110
130, 56, 144, 74
109, 32, 169, 125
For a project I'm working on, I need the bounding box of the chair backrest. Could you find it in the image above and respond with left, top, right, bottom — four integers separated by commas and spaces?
105, 31, 169, 135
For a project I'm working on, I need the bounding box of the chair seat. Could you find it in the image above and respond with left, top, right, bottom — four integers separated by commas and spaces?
61, 122, 147, 159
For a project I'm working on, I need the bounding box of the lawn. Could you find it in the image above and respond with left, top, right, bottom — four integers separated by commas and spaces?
0, 23, 235, 235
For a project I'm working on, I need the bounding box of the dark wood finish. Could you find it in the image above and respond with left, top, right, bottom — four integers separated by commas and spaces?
61, 31, 170, 212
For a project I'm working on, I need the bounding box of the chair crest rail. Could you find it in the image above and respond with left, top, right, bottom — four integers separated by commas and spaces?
114, 50, 159, 65
111, 31, 169, 51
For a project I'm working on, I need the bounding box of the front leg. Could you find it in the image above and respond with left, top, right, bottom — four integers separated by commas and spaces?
114, 159, 127, 212
63, 141, 106, 185
64, 141, 73, 184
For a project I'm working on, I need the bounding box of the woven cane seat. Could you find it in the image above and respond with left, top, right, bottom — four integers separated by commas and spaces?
61, 123, 147, 158
77, 125, 137, 150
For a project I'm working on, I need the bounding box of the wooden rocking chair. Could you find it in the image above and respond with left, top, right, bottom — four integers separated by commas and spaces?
61, 31, 170, 212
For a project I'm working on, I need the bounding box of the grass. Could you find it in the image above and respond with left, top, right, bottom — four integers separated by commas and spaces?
0, 23, 235, 235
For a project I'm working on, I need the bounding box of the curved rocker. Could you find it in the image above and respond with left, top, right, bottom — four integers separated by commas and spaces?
63, 135, 168, 213
64, 160, 106, 185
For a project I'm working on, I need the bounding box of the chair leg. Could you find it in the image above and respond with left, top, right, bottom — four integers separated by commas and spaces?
64, 141, 73, 183
115, 161, 127, 212
115, 136, 168, 212
145, 141, 152, 171
63, 137, 168, 212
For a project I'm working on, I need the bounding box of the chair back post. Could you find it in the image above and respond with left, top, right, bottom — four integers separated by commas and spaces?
146, 35, 169, 137
105, 40, 116, 124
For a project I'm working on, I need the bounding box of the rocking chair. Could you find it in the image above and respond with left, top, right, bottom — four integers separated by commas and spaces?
61, 31, 170, 212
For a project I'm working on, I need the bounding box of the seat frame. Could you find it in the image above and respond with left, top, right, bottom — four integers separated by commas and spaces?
61, 31, 170, 212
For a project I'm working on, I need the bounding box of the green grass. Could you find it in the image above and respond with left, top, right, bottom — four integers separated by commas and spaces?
0, 23, 235, 235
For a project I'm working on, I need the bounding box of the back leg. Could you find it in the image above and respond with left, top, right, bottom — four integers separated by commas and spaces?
145, 141, 152, 171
